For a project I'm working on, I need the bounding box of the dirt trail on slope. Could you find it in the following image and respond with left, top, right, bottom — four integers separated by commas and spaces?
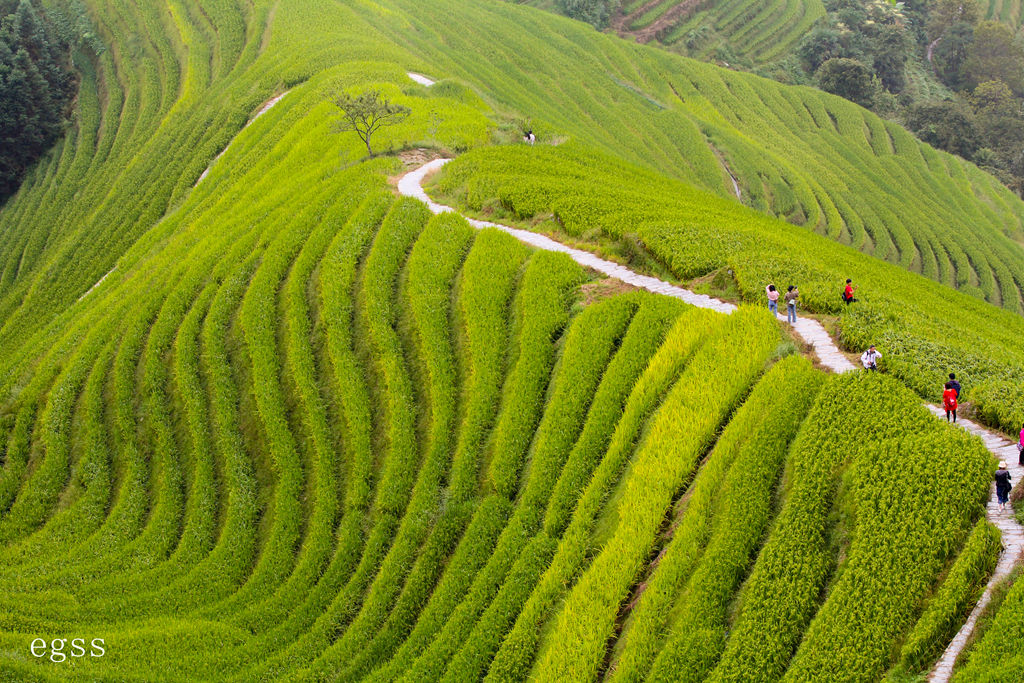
612, 0, 703, 44
195, 90, 290, 186
400, 159, 851, 367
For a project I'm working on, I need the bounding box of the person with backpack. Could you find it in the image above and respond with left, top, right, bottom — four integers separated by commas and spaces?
766, 284, 780, 316
942, 381, 958, 423
860, 345, 881, 371
948, 373, 961, 399
995, 461, 1013, 512
842, 278, 858, 304
784, 285, 799, 323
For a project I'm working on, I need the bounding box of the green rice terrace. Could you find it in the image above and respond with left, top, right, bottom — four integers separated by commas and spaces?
609, 0, 825, 63
1, 0, 1024, 680
985, 0, 1024, 27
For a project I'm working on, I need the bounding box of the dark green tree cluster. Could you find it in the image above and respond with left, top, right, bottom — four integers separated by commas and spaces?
796, 0, 920, 107
1, 0, 75, 201
557, 0, 619, 29
907, 1, 1024, 193
789, 0, 1024, 195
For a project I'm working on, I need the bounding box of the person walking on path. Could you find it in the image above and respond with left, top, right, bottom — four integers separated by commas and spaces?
784, 285, 799, 323
1018, 423, 1024, 467
943, 381, 958, 423
766, 284, 780, 316
861, 345, 881, 371
995, 461, 1013, 512
948, 373, 961, 399
843, 278, 858, 304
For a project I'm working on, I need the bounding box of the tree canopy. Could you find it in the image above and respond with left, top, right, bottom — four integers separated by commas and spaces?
816, 58, 875, 108
558, 0, 615, 28
331, 89, 411, 156
965, 21, 1024, 95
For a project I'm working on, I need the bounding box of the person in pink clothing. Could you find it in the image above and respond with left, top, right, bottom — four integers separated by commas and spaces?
1018, 422, 1023, 466
766, 284, 780, 316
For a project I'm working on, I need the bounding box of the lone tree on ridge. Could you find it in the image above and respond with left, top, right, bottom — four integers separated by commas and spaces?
332, 89, 411, 156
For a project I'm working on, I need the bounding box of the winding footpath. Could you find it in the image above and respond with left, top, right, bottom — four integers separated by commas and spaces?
397, 157, 1023, 679
196, 90, 290, 186
927, 412, 1024, 682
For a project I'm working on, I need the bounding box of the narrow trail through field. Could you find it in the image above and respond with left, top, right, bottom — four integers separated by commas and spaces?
398, 158, 1024, 677
77, 266, 116, 302
400, 159, 852, 371
195, 90, 290, 186
407, 72, 436, 87
927, 410, 1024, 682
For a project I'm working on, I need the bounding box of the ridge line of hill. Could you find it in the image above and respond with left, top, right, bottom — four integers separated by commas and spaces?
398, 158, 1024, 677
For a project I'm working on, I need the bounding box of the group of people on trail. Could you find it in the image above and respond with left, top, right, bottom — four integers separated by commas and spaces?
765, 278, 861, 324
761, 279, 1022, 514
764, 284, 799, 323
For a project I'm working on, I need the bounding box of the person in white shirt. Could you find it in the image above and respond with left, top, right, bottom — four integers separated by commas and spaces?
861, 345, 881, 371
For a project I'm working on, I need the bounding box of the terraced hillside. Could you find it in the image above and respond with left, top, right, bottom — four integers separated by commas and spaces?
0, 0, 1022, 679
611, 0, 825, 63
955, 568, 1024, 680
382, 0, 1024, 316
0, 147, 998, 679
5, 0, 1024, 367
985, 0, 1024, 27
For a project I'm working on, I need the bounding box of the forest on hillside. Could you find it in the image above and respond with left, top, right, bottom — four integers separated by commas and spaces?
0, 0, 76, 201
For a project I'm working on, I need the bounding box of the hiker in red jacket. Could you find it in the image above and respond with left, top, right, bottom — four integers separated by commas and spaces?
842, 278, 858, 304
942, 381, 958, 423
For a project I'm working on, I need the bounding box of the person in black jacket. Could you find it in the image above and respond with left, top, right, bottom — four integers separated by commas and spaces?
948, 373, 961, 399
995, 461, 1013, 513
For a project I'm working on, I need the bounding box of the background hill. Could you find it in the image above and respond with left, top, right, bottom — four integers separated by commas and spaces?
615, 0, 824, 65
536, 0, 1024, 197
0, 0, 1022, 680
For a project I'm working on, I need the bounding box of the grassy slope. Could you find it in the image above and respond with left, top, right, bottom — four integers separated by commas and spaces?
985, 0, 1024, 27
5, 0, 1024, 367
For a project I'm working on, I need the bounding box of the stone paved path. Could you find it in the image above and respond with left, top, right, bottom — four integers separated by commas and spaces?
401, 160, 736, 313
398, 159, 1023, 678
196, 90, 289, 186
926, 410, 1024, 682
407, 72, 436, 87
399, 159, 851, 369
